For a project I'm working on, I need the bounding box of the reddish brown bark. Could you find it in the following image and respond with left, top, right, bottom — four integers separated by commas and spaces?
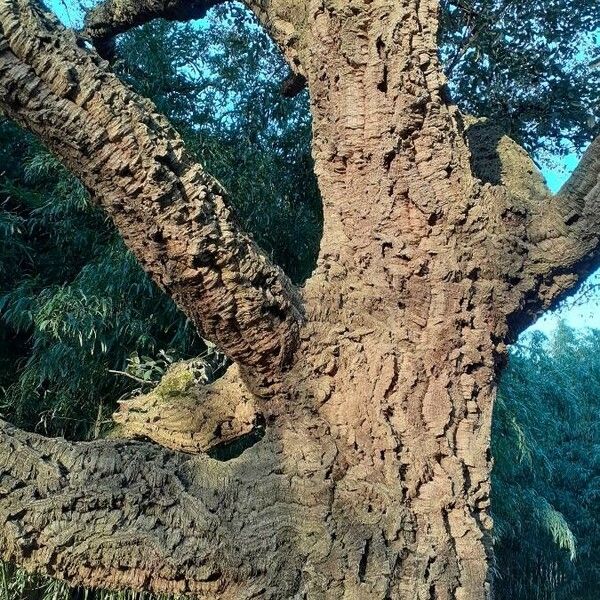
1, 0, 600, 598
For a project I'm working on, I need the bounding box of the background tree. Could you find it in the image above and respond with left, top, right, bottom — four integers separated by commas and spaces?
493, 324, 600, 600
440, 0, 600, 169
0, 0, 596, 589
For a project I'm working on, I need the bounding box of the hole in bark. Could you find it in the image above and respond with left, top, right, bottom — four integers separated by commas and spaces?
207, 414, 266, 461
383, 150, 396, 170
376, 36, 386, 60
427, 212, 439, 226
358, 537, 371, 582
464, 121, 503, 186
564, 211, 580, 226
378, 65, 389, 93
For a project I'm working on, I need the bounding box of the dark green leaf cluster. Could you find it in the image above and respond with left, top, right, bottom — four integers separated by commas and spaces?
440, 0, 600, 170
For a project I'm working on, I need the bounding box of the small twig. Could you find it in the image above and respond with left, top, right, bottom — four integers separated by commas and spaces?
107, 369, 155, 385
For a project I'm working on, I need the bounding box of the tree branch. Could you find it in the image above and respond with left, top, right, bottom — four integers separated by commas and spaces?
84, 0, 221, 58
0, 0, 303, 388
0, 417, 305, 597
522, 135, 600, 319
84, 0, 308, 78
463, 119, 600, 335
112, 362, 258, 453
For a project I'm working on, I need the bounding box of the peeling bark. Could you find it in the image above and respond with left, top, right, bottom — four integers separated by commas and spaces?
112, 362, 258, 453
1, 0, 600, 598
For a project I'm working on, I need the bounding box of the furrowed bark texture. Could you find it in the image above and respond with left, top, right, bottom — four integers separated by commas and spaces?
0, 0, 302, 387
2, 0, 600, 599
0, 418, 335, 598
112, 362, 258, 454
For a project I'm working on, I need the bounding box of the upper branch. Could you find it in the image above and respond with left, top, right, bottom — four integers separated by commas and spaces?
84, 0, 221, 57
0, 0, 303, 387
463, 120, 600, 336
522, 135, 600, 316
84, 0, 308, 77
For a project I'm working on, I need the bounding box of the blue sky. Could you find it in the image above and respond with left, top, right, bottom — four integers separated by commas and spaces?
48, 0, 599, 334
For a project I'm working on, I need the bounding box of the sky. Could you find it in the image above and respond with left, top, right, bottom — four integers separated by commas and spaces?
47, 0, 600, 335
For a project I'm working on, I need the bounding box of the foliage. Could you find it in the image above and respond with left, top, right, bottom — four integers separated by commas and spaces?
440, 0, 600, 171
493, 324, 600, 599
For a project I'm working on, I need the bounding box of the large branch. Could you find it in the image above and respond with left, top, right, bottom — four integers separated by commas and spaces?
0, 418, 307, 597
521, 135, 600, 320
84, 0, 308, 77
0, 0, 303, 387
464, 119, 600, 335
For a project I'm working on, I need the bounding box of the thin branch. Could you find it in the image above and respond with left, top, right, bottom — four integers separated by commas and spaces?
445, 0, 519, 78
84, 0, 221, 58
108, 369, 154, 385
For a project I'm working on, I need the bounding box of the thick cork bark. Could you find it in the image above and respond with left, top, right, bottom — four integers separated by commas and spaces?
0, 0, 303, 389
1, 0, 600, 598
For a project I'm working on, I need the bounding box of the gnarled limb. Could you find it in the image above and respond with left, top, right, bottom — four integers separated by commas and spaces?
0, 0, 303, 386
0, 417, 331, 598
112, 362, 258, 453
496, 133, 600, 333
462, 120, 600, 335
526, 134, 600, 302
84, 0, 308, 77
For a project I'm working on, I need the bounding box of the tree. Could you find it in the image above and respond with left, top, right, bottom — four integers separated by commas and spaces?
0, 0, 599, 597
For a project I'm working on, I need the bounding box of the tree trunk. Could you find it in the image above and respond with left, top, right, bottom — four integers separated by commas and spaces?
1, 0, 600, 598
